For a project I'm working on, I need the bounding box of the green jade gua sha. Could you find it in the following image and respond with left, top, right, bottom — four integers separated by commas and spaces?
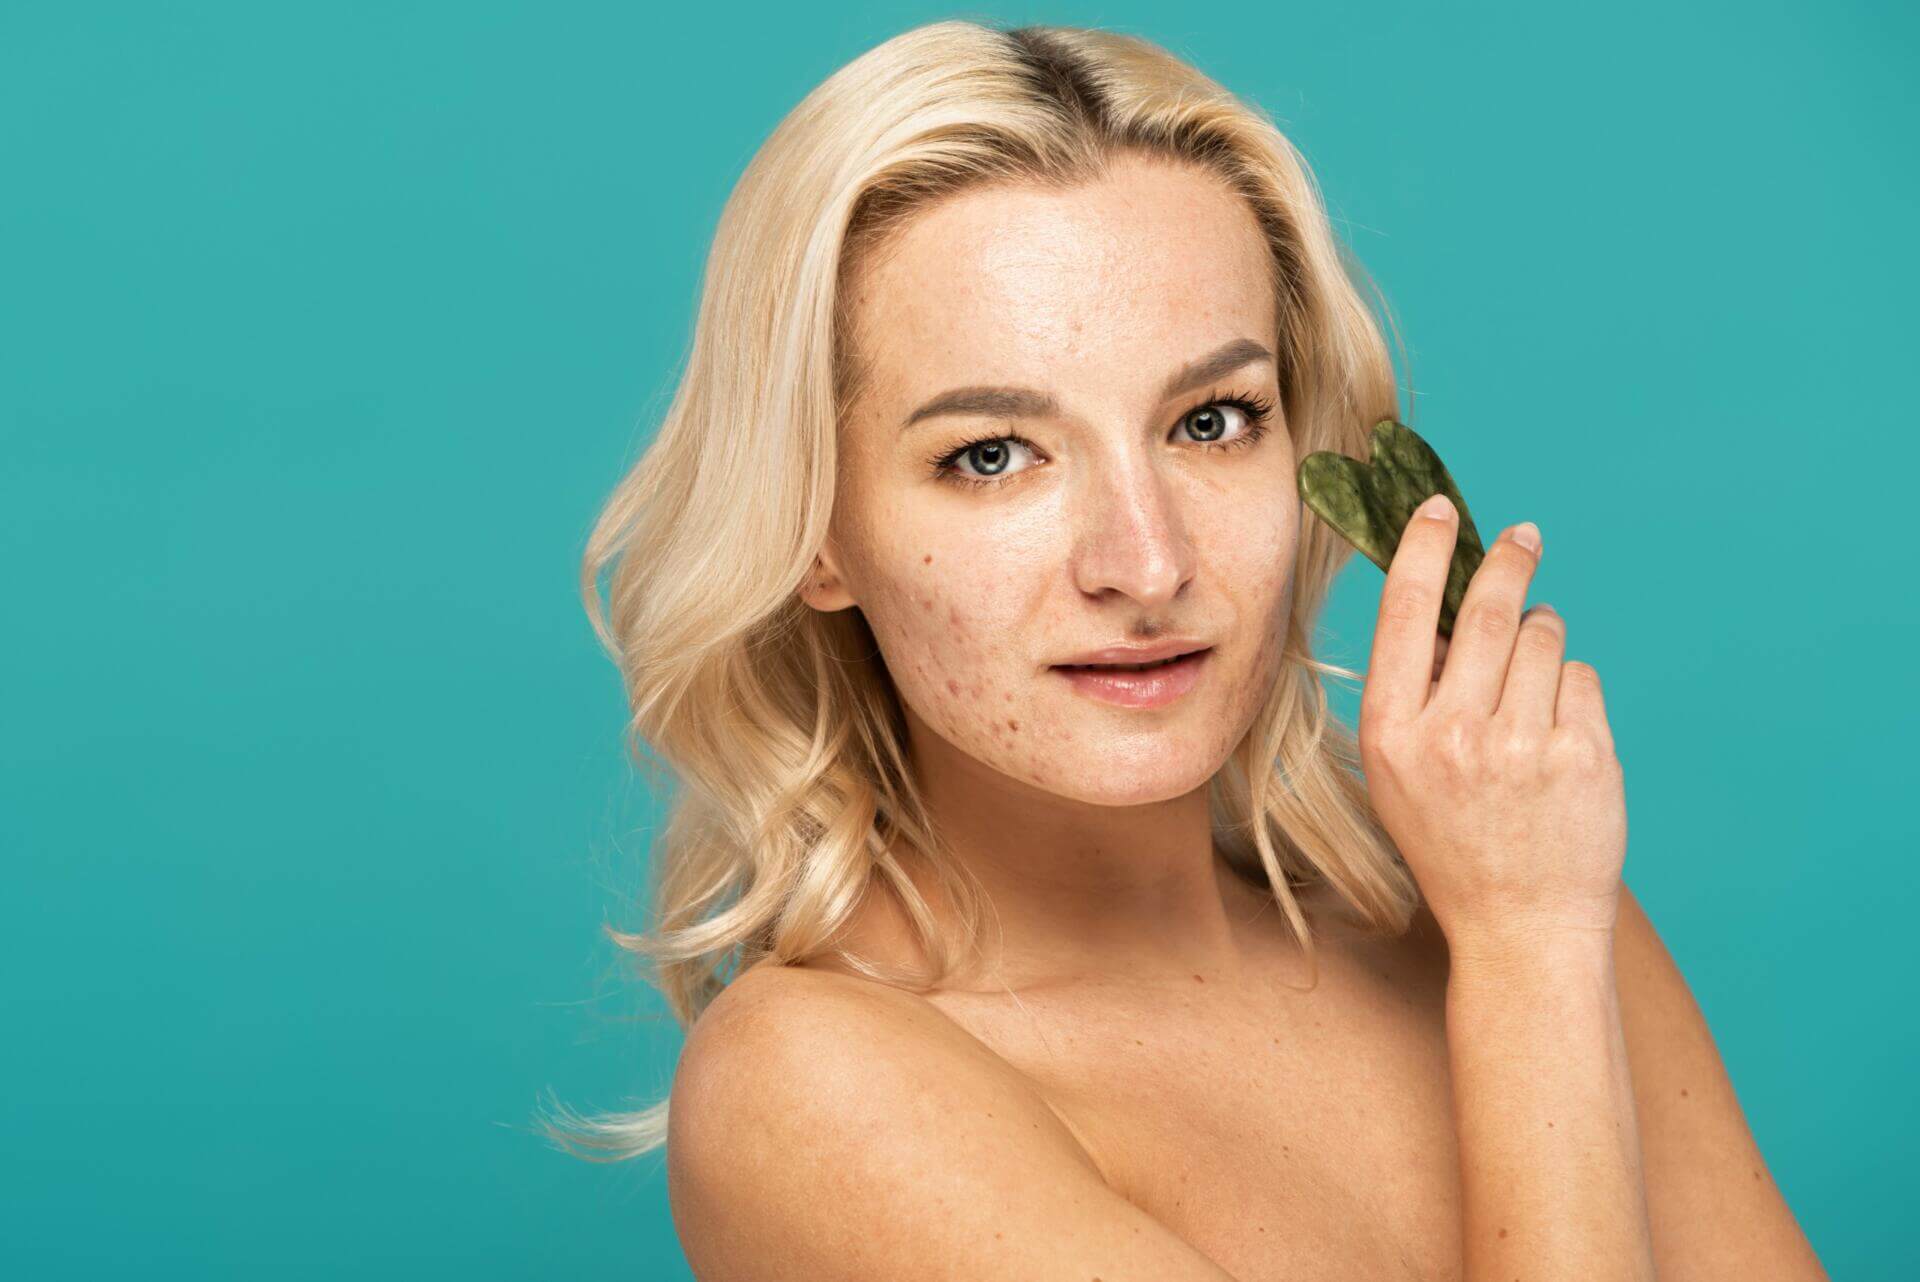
1296, 417, 1488, 639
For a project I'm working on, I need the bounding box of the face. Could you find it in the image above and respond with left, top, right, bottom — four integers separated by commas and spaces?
804, 151, 1299, 807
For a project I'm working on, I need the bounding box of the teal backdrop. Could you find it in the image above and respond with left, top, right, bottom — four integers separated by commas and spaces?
5, 2, 1912, 1277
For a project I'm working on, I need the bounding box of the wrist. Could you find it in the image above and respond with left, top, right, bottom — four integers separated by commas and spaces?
1444, 920, 1615, 985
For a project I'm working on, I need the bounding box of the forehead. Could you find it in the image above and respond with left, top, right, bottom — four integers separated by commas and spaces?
848, 155, 1277, 410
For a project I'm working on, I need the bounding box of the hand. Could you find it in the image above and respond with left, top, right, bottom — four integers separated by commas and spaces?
1357, 494, 1627, 956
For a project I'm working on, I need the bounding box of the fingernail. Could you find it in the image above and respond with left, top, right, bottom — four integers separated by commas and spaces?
1510, 521, 1541, 553
1419, 494, 1454, 521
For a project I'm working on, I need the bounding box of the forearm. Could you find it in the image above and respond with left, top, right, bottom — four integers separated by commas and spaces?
1445, 930, 1655, 1280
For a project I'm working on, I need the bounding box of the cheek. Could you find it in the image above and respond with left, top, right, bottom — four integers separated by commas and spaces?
859, 552, 1068, 768
1213, 494, 1297, 607
862, 553, 993, 686
1210, 498, 1298, 685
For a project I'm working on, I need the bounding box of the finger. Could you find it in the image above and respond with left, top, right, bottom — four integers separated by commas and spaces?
1362, 492, 1459, 726
1430, 520, 1543, 718
1495, 603, 1565, 735
1555, 659, 1612, 741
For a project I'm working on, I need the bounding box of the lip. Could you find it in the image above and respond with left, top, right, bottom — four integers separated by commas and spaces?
1051, 638, 1211, 667
1049, 646, 1213, 709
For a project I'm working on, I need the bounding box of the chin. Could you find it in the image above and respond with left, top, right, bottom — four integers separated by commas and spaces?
1014, 749, 1226, 808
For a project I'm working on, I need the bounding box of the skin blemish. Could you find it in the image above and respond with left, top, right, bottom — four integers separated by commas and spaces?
923, 554, 932, 564
1193, 973, 1204, 983
1498, 1228, 1508, 1239
946, 679, 961, 696
1680, 1088, 1689, 1097
1007, 719, 1019, 732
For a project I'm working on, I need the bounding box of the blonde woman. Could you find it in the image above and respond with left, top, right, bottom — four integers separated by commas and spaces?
545, 20, 1825, 1281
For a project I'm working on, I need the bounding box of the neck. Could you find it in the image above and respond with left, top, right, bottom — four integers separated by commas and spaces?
848, 723, 1282, 996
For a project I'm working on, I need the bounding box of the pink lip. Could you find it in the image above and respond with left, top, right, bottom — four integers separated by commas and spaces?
1050, 647, 1212, 709
1054, 638, 1209, 666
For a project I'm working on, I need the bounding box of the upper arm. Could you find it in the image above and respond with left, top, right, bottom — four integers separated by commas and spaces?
1614, 881, 1828, 1279
666, 966, 1240, 1282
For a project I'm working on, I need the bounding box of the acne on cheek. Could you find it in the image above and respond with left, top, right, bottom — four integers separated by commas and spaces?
930, 602, 987, 705
895, 568, 1077, 780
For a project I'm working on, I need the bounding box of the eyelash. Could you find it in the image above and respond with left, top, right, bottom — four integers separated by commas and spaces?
925, 389, 1278, 491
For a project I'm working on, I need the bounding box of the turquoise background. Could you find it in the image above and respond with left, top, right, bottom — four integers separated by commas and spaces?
5, 2, 1912, 1276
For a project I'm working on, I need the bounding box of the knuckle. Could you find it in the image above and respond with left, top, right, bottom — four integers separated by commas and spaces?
1464, 602, 1518, 641
1518, 617, 1565, 657
1357, 705, 1398, 748
1362, 721, 1413, 773
1495, 722, 1544, 763
1429, 714, 1479, 768
1549, 728, 1614, 774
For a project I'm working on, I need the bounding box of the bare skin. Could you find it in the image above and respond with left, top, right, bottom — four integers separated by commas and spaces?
665, 152, 1825, 1279
743, 865, 1472, 1279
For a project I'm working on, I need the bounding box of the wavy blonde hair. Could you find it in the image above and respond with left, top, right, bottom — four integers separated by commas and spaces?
540, 18, 1419, 1162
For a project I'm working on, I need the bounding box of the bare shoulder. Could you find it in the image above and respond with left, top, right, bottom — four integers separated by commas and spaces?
667, 959, 1240, 1281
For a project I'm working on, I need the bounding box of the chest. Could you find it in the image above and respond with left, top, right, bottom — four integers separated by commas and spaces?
930, 942, 1465, 1280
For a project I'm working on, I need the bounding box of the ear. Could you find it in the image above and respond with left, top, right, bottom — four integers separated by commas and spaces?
797, 538, 858, 613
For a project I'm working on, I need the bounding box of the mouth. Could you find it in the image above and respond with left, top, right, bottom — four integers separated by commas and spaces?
1049, 646, 1213, 709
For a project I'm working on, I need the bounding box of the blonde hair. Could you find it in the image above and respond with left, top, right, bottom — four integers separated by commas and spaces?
539, 18, 1419, 1162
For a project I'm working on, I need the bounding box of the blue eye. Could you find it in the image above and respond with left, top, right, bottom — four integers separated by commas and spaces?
930, 436, 1039, 487
926, 390, 1278, 491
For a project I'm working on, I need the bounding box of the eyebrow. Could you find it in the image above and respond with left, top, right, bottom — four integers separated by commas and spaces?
900, 337, 1275, 433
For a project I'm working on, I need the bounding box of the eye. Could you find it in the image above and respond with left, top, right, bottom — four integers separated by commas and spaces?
1176, 391, 1277, 450
926, 435, 1042, 489
925, 388, 1278, 491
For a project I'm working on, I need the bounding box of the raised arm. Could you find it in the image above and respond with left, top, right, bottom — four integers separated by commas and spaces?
667, 963, 1243, 1281
1357, 494, 1654, 1278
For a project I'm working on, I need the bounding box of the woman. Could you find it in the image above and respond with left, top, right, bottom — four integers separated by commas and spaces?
544, 20, 1825, 1280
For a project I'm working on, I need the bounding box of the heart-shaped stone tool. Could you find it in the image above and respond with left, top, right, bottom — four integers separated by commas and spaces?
1297, 417, 1487, 638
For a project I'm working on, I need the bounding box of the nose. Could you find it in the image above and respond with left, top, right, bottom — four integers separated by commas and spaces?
1068, 451, 1198, 608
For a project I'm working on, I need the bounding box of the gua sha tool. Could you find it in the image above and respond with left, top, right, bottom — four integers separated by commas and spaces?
1297, 417, 1488, 639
